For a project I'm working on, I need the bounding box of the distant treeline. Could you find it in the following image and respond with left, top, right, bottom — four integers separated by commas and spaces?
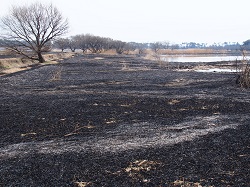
1, 35, 250, 55
52, 34, 250, 54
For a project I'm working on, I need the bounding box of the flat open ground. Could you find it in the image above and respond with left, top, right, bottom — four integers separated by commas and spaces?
0, 54, 249, 186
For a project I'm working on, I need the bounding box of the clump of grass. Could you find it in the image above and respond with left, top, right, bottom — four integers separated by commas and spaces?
236, 66, 250, 88
235, 51, 250, 88
74, 181, 92, 187
124, 160, 162, 183
50, 66, 63, 81
169, 178, 212, 187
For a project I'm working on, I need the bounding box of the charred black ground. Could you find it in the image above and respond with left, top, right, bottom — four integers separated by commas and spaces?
0, 54, 249, 186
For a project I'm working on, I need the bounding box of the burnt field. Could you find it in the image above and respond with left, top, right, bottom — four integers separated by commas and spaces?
0, 54, 249, 186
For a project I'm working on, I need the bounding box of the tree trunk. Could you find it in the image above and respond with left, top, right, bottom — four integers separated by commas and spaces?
38, 52, 45, 63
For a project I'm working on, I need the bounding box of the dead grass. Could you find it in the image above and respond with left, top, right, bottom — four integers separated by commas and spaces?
20, 132, 37, 137
236, 57, 250, 88
74, 181, 92, 187
0, 58, 34, 74
124, 160, 162, 183
64, 123, 96, 137
160, 49, 228, 55
0, 52, 75, 76
120, 63, 151, 71
170, 178, 213, 187
144, 49, 233, 62
49, 66, 63, 81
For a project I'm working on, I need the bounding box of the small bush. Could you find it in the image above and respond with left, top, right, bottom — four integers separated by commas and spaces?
236, 65, 250, 88
235, 52, 250, 88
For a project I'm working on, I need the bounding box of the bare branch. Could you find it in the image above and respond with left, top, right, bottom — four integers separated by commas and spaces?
0, 2, 69, 63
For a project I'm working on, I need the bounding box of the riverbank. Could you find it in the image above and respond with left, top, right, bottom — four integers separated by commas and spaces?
0, 49, 247, 76
159, 49, 246, 56
0, 54, 249, 186
0, 52, 76, 76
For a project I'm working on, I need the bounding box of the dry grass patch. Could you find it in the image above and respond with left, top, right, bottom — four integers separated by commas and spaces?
171, 179, 202, 187
0, 58, 34, 74
236, 58, 250, 88
124, 160, 162, 183
164, 78, 189, 87
74, 181, 92, 187
49, 66, 63, 81
64, 123, 96, 137
169, 178, 215, 187
120, 63, 151, 71
105, 118, 117, 124
168, 99, 181, 105
160, 48, 227, 55
0, 52, 75, 75
43, 52, 76, 62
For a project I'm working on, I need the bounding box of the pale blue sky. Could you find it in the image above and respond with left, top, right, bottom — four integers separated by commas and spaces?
1, 0, 250, 44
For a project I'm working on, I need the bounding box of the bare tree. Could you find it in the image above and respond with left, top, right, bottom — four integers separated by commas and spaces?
112, 40, 126, 54
68, 36, 79, 52
0, 3, 68, 63
54, 38, 69, 52
162, 41, 170, 50
170, 44, 179, 50
74, 35, 88, 53
136, 43, 147, 56
151, 42, 163, 53
102, 37, 114, 51
242, 40, 250, 52
85, 35, 106, 53
123, 43, 136, 55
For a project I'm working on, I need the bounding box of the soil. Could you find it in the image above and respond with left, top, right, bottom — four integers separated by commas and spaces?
0, 54, 249, 187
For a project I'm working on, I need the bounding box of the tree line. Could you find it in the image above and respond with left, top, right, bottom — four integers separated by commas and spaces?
0, 2, 250, 63
53, 34, 137, 54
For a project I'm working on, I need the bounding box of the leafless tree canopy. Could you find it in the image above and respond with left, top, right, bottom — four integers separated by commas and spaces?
74, 35, 88, 53
1, 3, 68, 63
151, 42, 167, 53
54, 38, 70, 52
112, 40, 126, 54
84, 34, 107, 53
68, 36, 79, 52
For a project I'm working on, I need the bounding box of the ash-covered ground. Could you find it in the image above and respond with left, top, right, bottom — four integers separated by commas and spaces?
0, 54, 249, 186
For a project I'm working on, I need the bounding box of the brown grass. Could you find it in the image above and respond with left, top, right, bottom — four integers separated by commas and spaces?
0, 58, 34, 74
0, 52, 75, 76
123, 160, 162, 183
144, 49, 234, 57
160, 48, 221, 55
170, 178, 208, 187
236, 59, 250, 88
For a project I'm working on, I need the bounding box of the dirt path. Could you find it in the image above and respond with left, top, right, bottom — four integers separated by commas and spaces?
0, 54, 249, 186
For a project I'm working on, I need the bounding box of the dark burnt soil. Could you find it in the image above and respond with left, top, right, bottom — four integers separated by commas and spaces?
0, 54, 249, 187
